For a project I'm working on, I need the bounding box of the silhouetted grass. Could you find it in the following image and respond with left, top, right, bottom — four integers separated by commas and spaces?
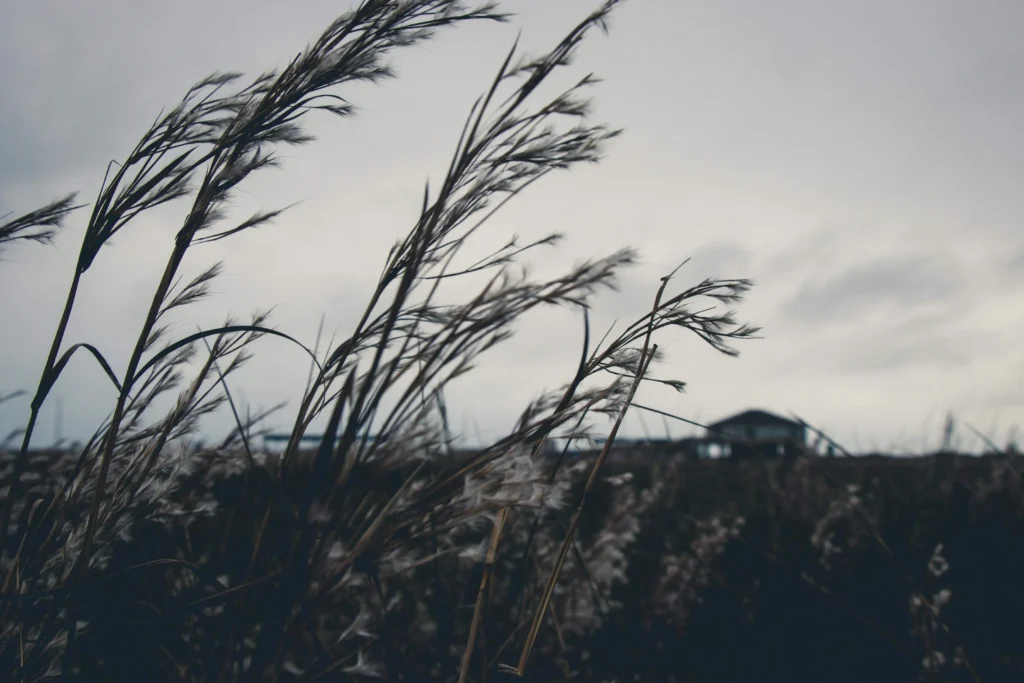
11, 2, 1017, 682
0, 2, 760, 681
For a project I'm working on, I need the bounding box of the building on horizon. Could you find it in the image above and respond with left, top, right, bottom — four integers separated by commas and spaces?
701, 408, 806, 459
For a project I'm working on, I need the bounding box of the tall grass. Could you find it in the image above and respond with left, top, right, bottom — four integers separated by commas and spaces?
0, 1, 758, 680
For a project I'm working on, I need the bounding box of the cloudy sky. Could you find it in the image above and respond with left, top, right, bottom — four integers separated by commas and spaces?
1, 0, 1022, 453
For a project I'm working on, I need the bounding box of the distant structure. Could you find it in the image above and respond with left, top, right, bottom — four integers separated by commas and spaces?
257, 410, 809, 463
702, 409, 806, 459
579, 409, 808, 463
261, 433, 382, 453
263, 433, 327, 449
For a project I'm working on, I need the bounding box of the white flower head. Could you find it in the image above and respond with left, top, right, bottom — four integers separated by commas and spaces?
928, 543, 950, 578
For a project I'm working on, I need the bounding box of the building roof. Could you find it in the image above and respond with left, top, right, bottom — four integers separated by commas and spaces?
708, 409, 802, 429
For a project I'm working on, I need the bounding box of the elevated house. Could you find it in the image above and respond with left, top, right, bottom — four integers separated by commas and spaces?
530, 409, 808, 465
702, 409, 806, 459
583, 409, 807, 462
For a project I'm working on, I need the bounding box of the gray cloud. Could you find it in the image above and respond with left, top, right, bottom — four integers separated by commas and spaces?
1002, 248, 1024, 283
835, 330, 973, 375
2, 0, 1023, 451
686, 243, 752, 279
780, 256, 965, 325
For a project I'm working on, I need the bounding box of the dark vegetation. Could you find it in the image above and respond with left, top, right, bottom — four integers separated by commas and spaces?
1, 1, 1021, 682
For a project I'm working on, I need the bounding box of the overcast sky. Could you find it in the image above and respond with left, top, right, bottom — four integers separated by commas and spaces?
2, 0, 1022, 453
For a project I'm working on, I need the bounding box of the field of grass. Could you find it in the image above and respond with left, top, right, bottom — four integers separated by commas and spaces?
4, 445, 1023, 681
1, 1, 1021, 682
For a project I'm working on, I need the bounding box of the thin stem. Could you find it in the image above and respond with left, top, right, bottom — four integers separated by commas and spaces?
69, 238, 189, 585
458, 507, 508, 683
515, 268, 672, 676
515, 344, 655, 676
0, 268, 83, 569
